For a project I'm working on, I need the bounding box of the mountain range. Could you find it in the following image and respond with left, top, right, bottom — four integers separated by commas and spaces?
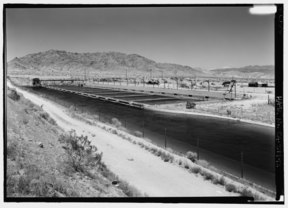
7, 49, 274, 79
210, 65, 274, 79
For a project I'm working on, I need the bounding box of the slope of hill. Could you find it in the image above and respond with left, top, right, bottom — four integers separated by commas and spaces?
210, 65, 274, 79
8, 50, 207, 78
6, 87, 139, 197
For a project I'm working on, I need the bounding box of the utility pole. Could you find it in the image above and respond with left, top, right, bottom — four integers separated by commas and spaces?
240, 151, 244, 178
197, 137, 200, 160
235, 82, 237, 98
142, 120, 145, 138
164, 128, 167, 149
126, 69, 128, 86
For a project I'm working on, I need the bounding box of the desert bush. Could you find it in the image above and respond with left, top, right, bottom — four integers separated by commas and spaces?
227, 109, 232, 115
39, 112, 56, 125
155, 149, 162, 157
97, 163, 143, 197
134, 131, 143, 137
186, 151, 197, 162
241, 186, 254, 198
201, 169, 214, 181
118, 180, 142, 197
8, 89, 20, 101
212, 176, 220, 184
161, 152, 171, 162
219, 176, 226, 186
183, 161, 190, 169
22, 117, 29, 125
59, 131, 102, 173
196, 159, 209, 168
47, 117, 57, 125
111, 129, 117, 134
8, 166, 79, 197
7, 140, 18, 161
39, 112, 50, 120
190, 166, 201, 174
93, 115, 99, 121
225, 183, 237, 192
111, 118, 122, 128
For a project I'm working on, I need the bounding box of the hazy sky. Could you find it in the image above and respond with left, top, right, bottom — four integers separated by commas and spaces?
6, 6, 274, 69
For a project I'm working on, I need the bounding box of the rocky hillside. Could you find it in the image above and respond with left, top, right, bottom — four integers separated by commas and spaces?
210, 65, 274, 79
6, 87, 140, 197
8, 50, 207, 78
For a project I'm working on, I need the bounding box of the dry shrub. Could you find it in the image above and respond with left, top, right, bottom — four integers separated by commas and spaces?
7, 163, 79, 197
8, 89, 20, 101
7, 140, 18, 161
111, 129, 117, 134
58, 130, 102, 173
219, 176, 226, 186
196, 159, 209, 168
111, 118, 122, 128
190, 166, 201, 174
241, 186, 254, 198
118, 181, 142, 197
201, 169, 214, 181
134, 131, 143, 137
186, 151, 197, 162
39, 112, 56, 125
225, 183, 237, 192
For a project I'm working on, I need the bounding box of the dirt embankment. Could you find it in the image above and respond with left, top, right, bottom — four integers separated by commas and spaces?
6, 88, 132, 197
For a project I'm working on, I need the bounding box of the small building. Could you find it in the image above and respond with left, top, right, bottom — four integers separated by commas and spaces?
248, 81, 258, 87
222, 81, 231, 87
32, 78, 41, 87
258, 82, 268, 87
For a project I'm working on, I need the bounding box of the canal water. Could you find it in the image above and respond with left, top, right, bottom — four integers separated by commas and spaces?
26, 86, 275, 191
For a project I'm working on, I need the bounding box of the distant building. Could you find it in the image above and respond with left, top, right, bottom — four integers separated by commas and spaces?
248, 81, 268, 87
32, 78, 41, 87
222, 81, 231, 87
248, 81, 258, 87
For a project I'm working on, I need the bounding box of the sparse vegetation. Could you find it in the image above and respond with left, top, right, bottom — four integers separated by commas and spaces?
7, 88, 20, 101
225, 183, 237, 192
111, 117, 122, 128
190, 166, 201, 174
219, 176, 226, 186
134, 130, 143, 137
39, 112, 57, 125
59, 131, 103, 173
7, 88, 140, 197
200, 169, 214, 181
7, 163, 79, 197
196, 159, 209, 168
186, 151, 197, 162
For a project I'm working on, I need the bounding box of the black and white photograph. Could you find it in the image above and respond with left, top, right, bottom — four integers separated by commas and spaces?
3, 3, 284, 204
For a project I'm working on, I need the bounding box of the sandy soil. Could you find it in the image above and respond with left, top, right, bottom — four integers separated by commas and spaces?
8, 82, 239, 197
151, 95, 275, 127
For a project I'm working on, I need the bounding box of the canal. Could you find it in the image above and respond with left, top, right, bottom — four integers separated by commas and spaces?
26, 86, 275, 191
